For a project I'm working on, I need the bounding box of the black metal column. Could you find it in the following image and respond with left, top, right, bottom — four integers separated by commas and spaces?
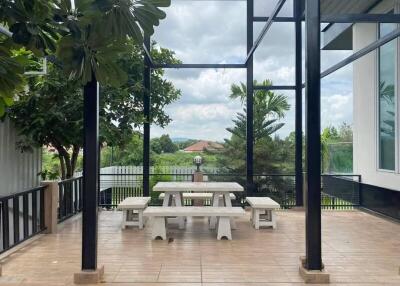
143, 35, 151, 197
246, 0, 255, 195
294, 0, 304, 206
305, 0, 322, 270
82, 75, 99, 270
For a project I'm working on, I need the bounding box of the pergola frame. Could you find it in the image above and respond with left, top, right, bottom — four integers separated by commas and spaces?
81, 0, 400, 274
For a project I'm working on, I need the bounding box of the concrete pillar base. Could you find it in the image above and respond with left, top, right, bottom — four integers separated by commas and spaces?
74, 265, 104, 284
299, 256, 330, 284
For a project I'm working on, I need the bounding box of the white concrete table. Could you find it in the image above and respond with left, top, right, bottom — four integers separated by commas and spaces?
117, 197, 151, 229
246, 197, 280, 229
153, 182, 244, 228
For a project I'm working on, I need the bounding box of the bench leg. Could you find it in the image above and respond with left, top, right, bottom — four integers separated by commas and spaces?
151, 217, 166, 240
217, 217, 232, 240
254, 209, 260, 230
271, 210, 276, 229
138, 210, 144, 229
122, 210, 128, 229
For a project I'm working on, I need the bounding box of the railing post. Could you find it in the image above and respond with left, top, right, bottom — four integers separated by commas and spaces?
41, 181, 59, 234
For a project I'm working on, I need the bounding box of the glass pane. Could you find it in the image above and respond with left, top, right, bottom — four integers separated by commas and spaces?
378, 23, 397, 170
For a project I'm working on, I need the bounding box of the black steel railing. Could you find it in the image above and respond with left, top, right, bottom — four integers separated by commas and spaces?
96, 172, 361, 210
58, 176, 83, 222
0, 186, 46, 254
321, 174, 361, 209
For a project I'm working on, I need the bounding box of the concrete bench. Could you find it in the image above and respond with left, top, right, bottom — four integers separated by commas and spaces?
158, 192, 236, 204
143, 206, 245, 240
117, 197, 151, 229
246, 197, 280, 229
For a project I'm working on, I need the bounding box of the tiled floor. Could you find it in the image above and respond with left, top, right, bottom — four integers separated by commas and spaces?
0, 210, 399, 285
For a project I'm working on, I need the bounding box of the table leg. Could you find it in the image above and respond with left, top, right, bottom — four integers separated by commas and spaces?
173, 191, 185, 229
224, 193, 237, 229
152, 217, 166, 240
217, 217, 232, 240
163, 193, 171, 207
209, 192, 220, 229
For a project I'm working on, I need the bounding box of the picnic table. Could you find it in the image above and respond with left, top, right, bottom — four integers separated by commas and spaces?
153, 182, 244, 228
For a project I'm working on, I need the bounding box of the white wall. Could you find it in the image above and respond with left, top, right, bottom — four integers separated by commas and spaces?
352, 0, 400, 190
0, 118, 42, 195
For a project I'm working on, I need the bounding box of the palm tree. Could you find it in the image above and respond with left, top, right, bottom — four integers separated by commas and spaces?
228, 79, 290, 142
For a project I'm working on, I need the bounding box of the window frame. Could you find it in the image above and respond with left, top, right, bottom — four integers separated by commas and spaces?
376, 19, 399, 173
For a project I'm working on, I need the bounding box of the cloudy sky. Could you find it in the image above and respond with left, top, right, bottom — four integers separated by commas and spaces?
150, 0, 353, 141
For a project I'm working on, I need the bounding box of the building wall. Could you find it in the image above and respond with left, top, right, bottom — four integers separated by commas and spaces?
0, 118, 41, 195
353, 0, 400, 191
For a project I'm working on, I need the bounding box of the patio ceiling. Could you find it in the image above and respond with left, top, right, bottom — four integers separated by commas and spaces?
321, 0, 379, 15
321, 0, 380, 50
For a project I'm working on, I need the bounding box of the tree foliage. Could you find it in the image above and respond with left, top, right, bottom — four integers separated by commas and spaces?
0, 0, 62, 115
216, 79, 290, 174
0, 0, 171, 114
151, 134, 178, 154
228, 79, 290, 143
8, 44, 180, 179
321, 123, 353, 173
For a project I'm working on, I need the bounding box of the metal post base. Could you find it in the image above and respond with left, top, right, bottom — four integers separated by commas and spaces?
74, 265, 105, 284
299, 256, 329, 284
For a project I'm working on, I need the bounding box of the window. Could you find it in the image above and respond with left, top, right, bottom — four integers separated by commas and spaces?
378, 23, 397, 171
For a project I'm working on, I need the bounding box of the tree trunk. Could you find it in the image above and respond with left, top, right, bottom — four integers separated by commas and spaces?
58, 154, 66, 180
71, 145, 80, 177
56, 145, 73, 179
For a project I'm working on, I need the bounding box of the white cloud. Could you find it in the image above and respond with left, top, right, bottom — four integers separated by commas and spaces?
149, 1, 354, 141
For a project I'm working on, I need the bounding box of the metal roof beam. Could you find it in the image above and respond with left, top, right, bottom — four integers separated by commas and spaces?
321, 27, 400, 79
245, 0, 286, 64
321, 14, 400, 23
151, 63, 246, 69
253, 85, 296, 91
253, 16, 295, 22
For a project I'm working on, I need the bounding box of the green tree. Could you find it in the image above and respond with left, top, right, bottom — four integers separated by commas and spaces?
228, 79, 290, 142
321, 123, 353, 173
216, 79, 290, 174
8, 44, 180, 179
151, 134, 178, 154
0, 0, 62, 115
159, 134, 178, 153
